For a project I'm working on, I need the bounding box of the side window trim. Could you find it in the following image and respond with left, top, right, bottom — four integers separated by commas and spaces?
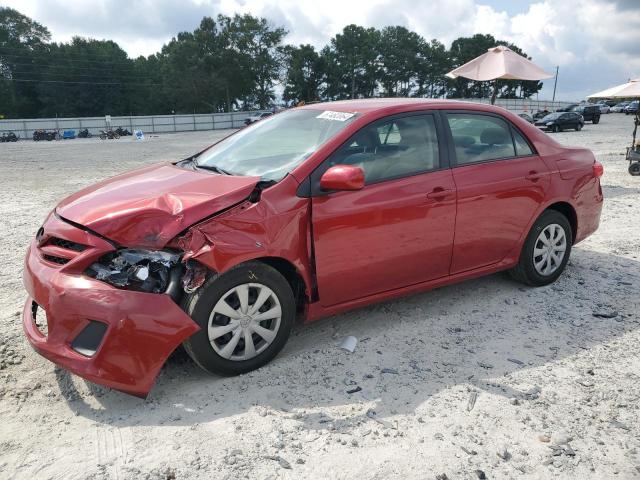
442, 109, 538, 168
303, 110, 448, 197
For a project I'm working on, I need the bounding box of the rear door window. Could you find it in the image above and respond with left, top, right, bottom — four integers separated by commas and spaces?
513, 129, 534, 156
446, 113, 516, 165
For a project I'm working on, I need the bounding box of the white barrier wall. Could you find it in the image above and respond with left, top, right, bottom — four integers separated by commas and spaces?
0, 111, 270, 138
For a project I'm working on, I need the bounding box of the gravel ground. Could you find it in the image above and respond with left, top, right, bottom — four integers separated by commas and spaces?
0, 114, 639, 480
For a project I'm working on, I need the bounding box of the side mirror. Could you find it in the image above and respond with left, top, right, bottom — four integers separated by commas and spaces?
320, 165, 365, 191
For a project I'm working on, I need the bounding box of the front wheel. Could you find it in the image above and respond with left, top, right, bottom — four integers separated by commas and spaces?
551, 125, 559, 133
629, 162, 640, 176
182, 262, 295, 376
509, 210, 572, 286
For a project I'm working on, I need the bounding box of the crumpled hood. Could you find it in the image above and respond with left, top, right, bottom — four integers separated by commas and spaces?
56, 162, 260, 248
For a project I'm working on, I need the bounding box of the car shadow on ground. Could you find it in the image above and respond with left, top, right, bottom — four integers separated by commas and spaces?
55, 247, 639, 430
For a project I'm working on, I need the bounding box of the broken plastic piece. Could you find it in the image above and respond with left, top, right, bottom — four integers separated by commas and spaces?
339, 335, 358, 353
86, 248, 180, 293
182, 260, 208, 294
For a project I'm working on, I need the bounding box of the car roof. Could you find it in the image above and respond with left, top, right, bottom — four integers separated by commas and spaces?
297, 98, 502, 115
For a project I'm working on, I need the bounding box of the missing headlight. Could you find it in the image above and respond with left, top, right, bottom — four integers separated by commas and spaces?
86, 249, 181, 293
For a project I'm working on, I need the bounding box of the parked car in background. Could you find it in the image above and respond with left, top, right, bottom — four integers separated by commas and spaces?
625, 101, 639, 115
22, 99, 604, 397
535, 112, 585, 132
533, 109, 551, 120
62, 130, 76, 140
596, 102, 611, 114
612, 102, 629, 113
244, 111, 273, 126
574, 105, 601, 123
556, 103, 580, 112
518, 112, 534, 123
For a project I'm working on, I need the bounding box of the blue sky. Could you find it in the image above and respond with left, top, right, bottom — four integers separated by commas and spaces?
2, 0, 639, 101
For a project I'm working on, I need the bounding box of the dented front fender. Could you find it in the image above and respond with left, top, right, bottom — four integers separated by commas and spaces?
178, 175, 314, 302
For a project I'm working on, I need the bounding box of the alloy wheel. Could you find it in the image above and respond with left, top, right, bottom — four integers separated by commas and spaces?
208, 283, 282, 361
533, 223, 567, 276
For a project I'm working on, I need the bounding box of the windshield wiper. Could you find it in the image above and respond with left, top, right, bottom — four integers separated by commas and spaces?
194, 163, 232, 175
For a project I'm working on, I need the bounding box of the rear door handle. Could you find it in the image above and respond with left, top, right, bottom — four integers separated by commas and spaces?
525, 171, 542, 182
426, 188, 454, 200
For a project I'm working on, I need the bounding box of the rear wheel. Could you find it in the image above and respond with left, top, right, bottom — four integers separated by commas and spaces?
182, 262, 295, 376
510, 210, 572, 286
593, 117, 599, 124
629, 162, 640, 176
575, 123, 582, 131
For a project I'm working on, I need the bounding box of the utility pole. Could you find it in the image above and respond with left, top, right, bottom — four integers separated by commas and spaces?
552, 66, 559, 102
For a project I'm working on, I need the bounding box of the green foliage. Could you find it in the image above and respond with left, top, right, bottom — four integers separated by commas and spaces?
0, 7, 544, 118
282, 44, 325, 104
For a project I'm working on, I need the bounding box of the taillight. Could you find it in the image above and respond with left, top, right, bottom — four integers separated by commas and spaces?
593, 161, 604, 178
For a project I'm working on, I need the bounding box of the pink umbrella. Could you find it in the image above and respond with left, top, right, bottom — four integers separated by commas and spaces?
446, 45, 553, 104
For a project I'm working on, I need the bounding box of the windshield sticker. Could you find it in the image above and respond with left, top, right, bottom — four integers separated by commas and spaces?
316, 111, 355, 121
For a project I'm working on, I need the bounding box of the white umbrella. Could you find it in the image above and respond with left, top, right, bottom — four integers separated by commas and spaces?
587, 78, 640, 99
588, 79, 640, 166
446, 45, 553, 104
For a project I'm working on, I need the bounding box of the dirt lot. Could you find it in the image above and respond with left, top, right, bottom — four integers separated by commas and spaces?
1, 114, 639, 480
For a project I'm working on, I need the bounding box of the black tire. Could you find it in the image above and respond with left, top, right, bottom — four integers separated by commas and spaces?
629, 162, 640, 176
509, 210, 573, 287
593, 118, 599, 124
182, 261, 295, 376
576, 123, 582, 131
551, 125, 559, 133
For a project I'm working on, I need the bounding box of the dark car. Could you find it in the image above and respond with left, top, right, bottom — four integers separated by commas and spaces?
518, 112, 534, 123
556, 103, 580, 112
573, 105, 600, 123
535, 112, 585, 132
625, 101, 639, 115
244, 111, 273, 125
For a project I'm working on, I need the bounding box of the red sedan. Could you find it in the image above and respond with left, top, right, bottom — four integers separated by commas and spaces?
23, 99, 603, 396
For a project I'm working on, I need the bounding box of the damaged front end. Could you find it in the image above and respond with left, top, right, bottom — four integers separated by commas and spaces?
85, 249, 184, 299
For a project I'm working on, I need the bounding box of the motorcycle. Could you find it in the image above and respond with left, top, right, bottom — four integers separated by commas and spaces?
45, 130, 61, 141
78, 128, 92, 138
114, 126, 132, 136
99, 129, 120, 140
33, 129, 47, 141
0, 132, 19, 142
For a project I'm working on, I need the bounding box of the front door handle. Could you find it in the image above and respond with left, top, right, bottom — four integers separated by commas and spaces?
426, 187, 454, 200
525, 171, 542, 182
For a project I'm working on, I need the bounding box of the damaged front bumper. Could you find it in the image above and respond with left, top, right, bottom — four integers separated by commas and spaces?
22, 214, 200, 397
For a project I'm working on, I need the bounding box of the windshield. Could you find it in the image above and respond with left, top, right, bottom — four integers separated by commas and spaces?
196, 109, 358, 181
542, 113, 562, 121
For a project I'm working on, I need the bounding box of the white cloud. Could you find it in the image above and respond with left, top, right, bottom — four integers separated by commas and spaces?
1, 0, 638, 99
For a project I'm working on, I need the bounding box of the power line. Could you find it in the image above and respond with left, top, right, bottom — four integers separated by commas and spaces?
0, 52, 141, 67
0, 45, 144, 61
9, 70, 157, 80
2, 78, 163, 86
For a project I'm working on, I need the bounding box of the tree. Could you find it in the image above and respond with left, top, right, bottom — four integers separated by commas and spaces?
323, 25, 380, 100
378, 26, 422, 96
415, 39, 451, 98
282, 44, 325, 104
35, 38, 135, 117
0, 7, 50, 117
225, 14, 286, 109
